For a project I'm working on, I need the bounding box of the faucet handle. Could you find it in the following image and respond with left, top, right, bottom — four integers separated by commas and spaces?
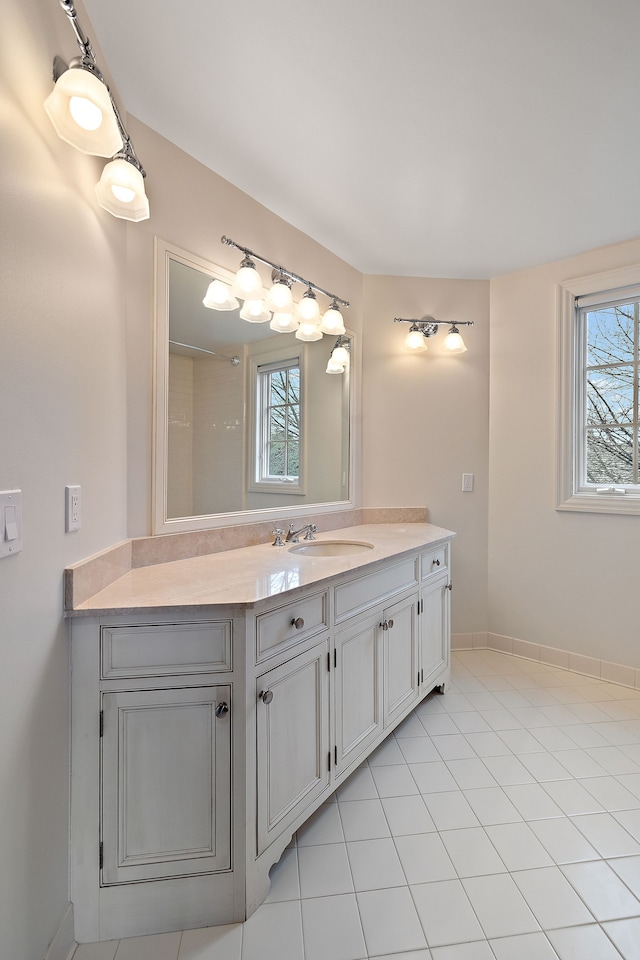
303, 524, 318, 541
272, 528, 285, 546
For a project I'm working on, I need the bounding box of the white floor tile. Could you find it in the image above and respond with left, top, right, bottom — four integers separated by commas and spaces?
114, 933, 181, 960
398, 736, 441, 764
357, 886, 427, 956
381, 794, 436, 836
617, 772, 640, 800
430, 942, 494, 960
370, 762, 420, 797
241, 901, 304, 960
463, 731, 512, 757
528, 816, 599, 863
484, 822, 554, 871
587, 746, 640, 775
411, 879, 485, 947
503, 783, 565, 820
178, 924, 243, 960
346, 837, 406, 890
368, 736, 407, 766
445, 758, 498, 789
439, 827, 507, 877
518, 753, 571, 782
530, 727, 577, 752
570, 812, 640, 857
74, 943, 119, 960
440, 693, 475, 714
395, 714, 432, 738
511, 865, 593, 928
462, 786, 523, 826
339, 798, 391, 841
613, 807, 640, 841
449, 711, 492, 733
561, 860, 640, 921
409, 761, 459, 794
300, 894, 367, 960
546, 923, 623, 960
608, 854, 640, 899
499, 729, 549, 754
265, 846, 300, 902
550, 748, 607, 778
422, 790, 480, 831
296, 801, 344, 846
541, 779, 605, 816
417, 711, 460, 735
580, 775, 640, 811
431, 734, 477, 761
482, 755, 535, 786
602, 917, 640, 960
395, 831, 457, 884
462, 873, 540, 939
489, 932, 559, 960
298, 843, 353, 898
337, 764, 379, 801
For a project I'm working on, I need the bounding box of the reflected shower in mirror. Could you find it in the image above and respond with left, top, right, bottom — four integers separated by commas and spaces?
154, 240, 353, 533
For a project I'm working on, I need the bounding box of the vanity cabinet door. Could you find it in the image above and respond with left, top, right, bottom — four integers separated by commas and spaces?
100, 685, 231, 885
256, 639, 330, 855
419, 570, 450, 692
382, 593, 419, 728
334, 610, 383, 773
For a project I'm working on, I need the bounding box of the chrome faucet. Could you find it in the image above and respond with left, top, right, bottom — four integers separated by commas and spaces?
285, 522, 318, 543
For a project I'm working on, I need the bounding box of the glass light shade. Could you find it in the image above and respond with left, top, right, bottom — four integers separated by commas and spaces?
95, 158, 150, 221
270, 313, 299, 333
266, 280, 294, 313
405, 328, 428, 352
231, 261, 264, 300
320, 305, 345, 335
44, 66, 122, 157
331, 345, 350, 366
443, 330, 467, 353
295, 321, 323, 342
202, 279, 239, 311
326, 356, 346, 374
296, 291, 320, 323
240, 299, 272, 323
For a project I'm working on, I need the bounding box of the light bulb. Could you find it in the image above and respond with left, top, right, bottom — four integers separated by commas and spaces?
405, 328, 427, 352
320, 302, 345, 335
296, 289, 320, 323
95, 158, 149, 221
68, 94, 102, 131
331, 345, 350, 366
240, 299, 271, 323
443, 329, 467, 353
202, 280, 239, 311
231, 257, 264, 300
266, 279, 293, 313
326, 357, 345, 374
270, 313, 299, 333
296, 321, 323, 342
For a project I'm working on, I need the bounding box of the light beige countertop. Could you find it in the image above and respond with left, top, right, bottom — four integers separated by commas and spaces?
67, 523, 455, 616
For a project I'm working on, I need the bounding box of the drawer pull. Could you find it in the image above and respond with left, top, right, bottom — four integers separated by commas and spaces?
215, 701, 229, 718
433, 558, 441, 566
291, 617, 305, 630
259, 689, 274, 705
379, 618, 395, 631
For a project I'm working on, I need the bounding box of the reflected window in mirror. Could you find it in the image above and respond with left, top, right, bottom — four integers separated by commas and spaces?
256, 358, 302, 489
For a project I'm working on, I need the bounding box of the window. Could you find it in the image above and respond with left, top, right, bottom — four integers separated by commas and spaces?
254, 357, 303, 490
557, 265, 640, 514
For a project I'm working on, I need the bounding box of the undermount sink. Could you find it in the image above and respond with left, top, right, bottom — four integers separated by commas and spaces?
288, 540, 374, 557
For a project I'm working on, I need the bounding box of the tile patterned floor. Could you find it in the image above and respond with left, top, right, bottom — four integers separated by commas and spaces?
73, 650, 640, 960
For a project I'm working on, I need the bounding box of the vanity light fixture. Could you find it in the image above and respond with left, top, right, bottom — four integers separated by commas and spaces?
218, 236, 349, 341
394, 316, 474, 353
202, 279, 240, 311
45, 0, 149, 222
325, 336, 351, 374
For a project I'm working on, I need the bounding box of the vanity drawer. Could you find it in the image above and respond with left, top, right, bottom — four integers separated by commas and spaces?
101, 621, 232, 679
421, 544, 449, 580
334, 557, 419, 623
256, 591, 329, 663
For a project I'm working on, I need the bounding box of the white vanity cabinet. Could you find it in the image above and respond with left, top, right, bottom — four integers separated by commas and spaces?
69, 530, 453, 942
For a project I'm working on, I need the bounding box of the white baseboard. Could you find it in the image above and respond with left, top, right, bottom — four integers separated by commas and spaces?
451, 632, 640, 691
43, 903, 76, 960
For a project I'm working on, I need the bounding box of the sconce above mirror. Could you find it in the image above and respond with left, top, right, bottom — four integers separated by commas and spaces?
153, 239, 355, 534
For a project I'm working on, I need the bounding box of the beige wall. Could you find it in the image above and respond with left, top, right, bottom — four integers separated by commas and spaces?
362, 276, 491, 634
0, 3, 129, 958
489, 237, 640, 667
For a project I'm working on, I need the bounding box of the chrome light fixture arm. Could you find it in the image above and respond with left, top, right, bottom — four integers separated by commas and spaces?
221, 236, 349, 309
394, 316, 474, 334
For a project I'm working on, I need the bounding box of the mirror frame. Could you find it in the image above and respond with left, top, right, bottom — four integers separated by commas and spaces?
153, 237, 358, 534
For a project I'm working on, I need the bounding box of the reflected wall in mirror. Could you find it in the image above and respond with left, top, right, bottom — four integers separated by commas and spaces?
153, 239, 354, 533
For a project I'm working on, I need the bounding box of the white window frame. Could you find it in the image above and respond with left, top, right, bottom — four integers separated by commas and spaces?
248, 350, 306, 497
557, 263, 640, 514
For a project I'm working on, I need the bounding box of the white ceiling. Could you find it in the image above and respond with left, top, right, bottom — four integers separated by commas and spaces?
82, 0, 640, 279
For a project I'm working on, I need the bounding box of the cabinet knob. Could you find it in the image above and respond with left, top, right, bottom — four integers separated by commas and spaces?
291, 617, 305, 630
379, 618, 395, 631
259, 689, 274, 705
215, 701, 229, 718
433, 558, 441, 566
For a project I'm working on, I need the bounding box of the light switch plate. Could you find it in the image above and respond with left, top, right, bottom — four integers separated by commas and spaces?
462, 473, 474, 493
0, 489, 23, 558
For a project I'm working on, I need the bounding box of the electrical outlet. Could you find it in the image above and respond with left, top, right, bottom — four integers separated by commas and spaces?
65, 485, 81, 532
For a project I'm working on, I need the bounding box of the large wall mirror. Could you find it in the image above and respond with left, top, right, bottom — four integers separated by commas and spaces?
153, 239, 355, 533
